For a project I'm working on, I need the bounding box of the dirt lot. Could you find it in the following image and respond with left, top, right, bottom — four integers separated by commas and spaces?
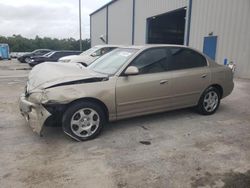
0, 60, 250, 188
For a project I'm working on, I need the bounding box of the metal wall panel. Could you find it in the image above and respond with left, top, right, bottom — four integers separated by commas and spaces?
108, 0, 133, 45
189, 0, 250, 78
134, 0, 187, 44
90, 7, 107, 47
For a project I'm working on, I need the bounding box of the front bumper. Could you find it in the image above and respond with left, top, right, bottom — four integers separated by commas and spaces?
19, 94, 51, 135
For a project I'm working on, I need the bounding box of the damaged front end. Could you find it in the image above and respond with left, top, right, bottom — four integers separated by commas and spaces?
19, 80, 108, 136
19, 83, 73, 135
19, 84, 74, 135
19, 62, 110, 136
19, 93, 51, 135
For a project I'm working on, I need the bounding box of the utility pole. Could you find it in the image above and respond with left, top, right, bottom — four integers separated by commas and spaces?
79, 0, 82, 51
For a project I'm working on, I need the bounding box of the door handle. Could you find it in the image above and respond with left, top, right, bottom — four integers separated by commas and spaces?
201, 74, 207, 78
160, 80, 168, 84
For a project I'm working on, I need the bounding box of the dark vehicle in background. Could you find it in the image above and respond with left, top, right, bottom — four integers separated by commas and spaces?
28, 51, 82, 67
18, 49, 52, 63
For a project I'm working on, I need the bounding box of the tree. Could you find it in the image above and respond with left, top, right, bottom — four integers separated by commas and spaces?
0, 35, 91, 52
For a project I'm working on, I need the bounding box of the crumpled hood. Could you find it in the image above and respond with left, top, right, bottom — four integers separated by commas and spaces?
27, 62, 107, 92
69, 55, 98, 65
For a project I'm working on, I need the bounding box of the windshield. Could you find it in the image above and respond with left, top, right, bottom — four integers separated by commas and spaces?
80, 47, 99, 56
32, 49, 40, 53
43, 51, 55, 57
88, 48, 138, 75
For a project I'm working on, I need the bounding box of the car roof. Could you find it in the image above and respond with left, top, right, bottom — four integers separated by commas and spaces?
52, 50, 81, 53
34, 49, 51, 51
118, 44, 189, 49
94, 45, 123, 48
117, 44, 203, 53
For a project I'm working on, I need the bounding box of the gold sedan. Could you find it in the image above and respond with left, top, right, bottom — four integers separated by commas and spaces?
19, 45, 234, 141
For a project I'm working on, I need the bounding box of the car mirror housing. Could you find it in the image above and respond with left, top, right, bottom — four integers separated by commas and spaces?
124, 66, 139, 76
91, 52, 98, 57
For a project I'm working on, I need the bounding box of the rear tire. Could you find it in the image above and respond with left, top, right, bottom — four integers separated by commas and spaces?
196, 87, 221, 115
62, 101, 105, 141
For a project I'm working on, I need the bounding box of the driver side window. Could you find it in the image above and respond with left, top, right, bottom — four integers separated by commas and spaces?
92, 49, 102, 57
130, 48, 167, 74
34, 51, 42, 55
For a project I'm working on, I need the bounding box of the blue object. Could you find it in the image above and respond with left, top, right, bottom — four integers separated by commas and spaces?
224, 58, 228, 65
203, 36, 217, 60
0, 43, 10, 59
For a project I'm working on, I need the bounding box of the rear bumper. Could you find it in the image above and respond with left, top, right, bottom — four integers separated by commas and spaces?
19, 94, 51, 135
222, 81, 234, 98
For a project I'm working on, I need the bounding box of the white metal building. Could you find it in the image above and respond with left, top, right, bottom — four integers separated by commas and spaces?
90, 0, 250, 78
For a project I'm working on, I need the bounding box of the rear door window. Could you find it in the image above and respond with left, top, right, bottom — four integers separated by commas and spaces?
166, 47, 207, 71
52, 52, 63, 59
65, 52, 73, 56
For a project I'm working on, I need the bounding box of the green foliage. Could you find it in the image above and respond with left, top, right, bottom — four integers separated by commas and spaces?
0, 35, 90, 52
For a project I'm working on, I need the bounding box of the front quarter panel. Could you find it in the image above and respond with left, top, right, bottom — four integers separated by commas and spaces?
42, 77, 117, 121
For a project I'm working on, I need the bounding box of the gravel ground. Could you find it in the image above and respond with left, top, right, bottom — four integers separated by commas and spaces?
0, 60, 250, 188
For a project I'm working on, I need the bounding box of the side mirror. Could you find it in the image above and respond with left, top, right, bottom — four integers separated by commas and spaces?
124, 66, 139, 76
91, 52, 98, 57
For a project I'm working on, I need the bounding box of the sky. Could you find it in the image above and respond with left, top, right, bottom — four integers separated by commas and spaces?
0, 0, 110, 39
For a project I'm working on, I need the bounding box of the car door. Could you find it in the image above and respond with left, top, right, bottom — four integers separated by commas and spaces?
52, 52, 64, 61
116, 48, 173, 119
166, 47, 210, 108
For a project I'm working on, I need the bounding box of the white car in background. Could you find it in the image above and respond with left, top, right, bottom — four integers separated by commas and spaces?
58, 45, 120, 66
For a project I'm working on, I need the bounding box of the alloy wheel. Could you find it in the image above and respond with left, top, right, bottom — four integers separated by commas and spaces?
203, 91, 219, 112
70, 108, 100, 138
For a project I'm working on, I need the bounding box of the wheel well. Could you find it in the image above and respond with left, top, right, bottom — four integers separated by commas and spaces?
67, 97, 109, 121
210, 84, 223, 98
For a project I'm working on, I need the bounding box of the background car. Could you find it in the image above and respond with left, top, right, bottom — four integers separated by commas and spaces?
10, 52, 27, 59
17, 49, 52, 63
28, 50, 82, 67
58, 45, 120, 66
20, 45, 234, 141
10, 52, 18, 59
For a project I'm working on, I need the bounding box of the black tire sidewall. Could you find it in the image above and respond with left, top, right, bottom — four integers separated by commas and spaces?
62, 101, 105, 141
197, 87, 221, 115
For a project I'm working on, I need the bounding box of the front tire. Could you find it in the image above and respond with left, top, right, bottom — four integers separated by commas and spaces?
62, 101, 105, 141
197, 87, 221, 115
